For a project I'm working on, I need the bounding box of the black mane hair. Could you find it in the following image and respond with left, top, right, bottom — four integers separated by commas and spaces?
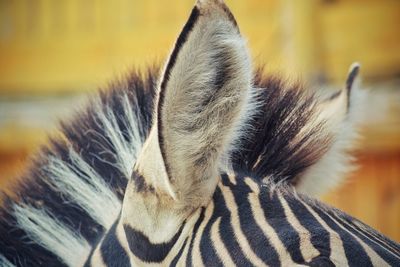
232, 69, 331, 184
0, 68, 158, 266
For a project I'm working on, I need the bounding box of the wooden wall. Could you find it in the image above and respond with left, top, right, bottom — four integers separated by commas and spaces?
0, 0, 399, 242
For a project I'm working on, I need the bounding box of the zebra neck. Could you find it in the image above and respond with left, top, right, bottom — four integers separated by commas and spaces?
119, 207, 202, 265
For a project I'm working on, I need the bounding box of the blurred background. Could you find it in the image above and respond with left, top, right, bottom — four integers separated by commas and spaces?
0, 0, 399, 241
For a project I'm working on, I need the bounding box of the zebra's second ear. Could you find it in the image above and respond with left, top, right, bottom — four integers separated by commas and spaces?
137, 0, 254, 207
296, 63, 366, 197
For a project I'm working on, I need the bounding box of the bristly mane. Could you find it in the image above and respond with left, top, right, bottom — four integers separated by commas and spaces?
232, 70, 331, 184
0, 68, 158, 266
0, 65, 346, 266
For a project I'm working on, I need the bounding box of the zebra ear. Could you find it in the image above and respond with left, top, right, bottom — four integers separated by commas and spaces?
136, 0, 254, 207
296, 63, 366, 197
317, 63, 361, 127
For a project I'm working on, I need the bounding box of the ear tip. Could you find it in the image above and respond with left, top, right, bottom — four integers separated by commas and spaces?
196, 0, 228, 11
349, 62, 361, 75
195, 0, 239, 29
196, 0, 225, 5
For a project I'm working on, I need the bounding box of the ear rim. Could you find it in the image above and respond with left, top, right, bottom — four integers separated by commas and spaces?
156, 6, 202, 182
155, 0, 245, 184
322, 62, 361, 114
346, 63, 361, 92
345, 62, 361, 110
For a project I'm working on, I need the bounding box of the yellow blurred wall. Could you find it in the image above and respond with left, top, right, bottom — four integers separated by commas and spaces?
1, 0, 399, 94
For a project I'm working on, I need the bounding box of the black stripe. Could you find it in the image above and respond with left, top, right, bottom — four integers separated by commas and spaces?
340, 215, 400, 256
170, 237, 188, 267
287, 196, 332, 259
157, 6, 200, 181
259, 190, 305, 264
345, 64, 359, 110
307, 256, 336, 267
327, 90, 341, 101
312, 205, 374, 267
346, 65, 359, 92
83, 246, 96, 267
330, 213, 400, 266
99, 220, 130, 267
124, 221, 185, 263
199, 188, 225, 266
210, 186, 254, 266
132, 171, 154, 193
221, 174, 281, 266
186, 208, 205, 267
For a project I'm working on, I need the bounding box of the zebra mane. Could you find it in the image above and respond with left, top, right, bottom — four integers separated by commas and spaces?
0, 68, 157, 266
0, 64, 359, 265
233, 65, 364, 197
231, 70, 330, 185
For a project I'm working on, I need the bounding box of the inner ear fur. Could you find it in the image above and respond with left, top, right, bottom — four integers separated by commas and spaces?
135, 0, 256, 208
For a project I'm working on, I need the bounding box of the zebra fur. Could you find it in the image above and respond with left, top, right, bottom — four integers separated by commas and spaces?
0, 0, 399, 266
84, 174, 400, 266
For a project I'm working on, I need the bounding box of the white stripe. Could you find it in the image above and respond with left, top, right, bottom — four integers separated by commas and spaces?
45, 152, 121, 228
172, 209, 203, 266
0, 255, 15, 267
13, 205, 90, 267
226, 173, 237, 185
94, 94, 142, 178
277, 194, 320, 261
247, 189, 295, 266
219, 184, 269, 267
90, 245, 107, 267
324, 211, 389, 266
296, 198, 349, 266
211, 217, 236, 266
192, 202, 214, 267
115, 222, 136, 266
177, 231, 193, 265
121, 93, 145, 145
351, 220, 400, 256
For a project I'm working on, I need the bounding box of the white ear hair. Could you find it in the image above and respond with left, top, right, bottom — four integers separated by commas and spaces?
136, 0, 256, 208
296, 63, 367, 197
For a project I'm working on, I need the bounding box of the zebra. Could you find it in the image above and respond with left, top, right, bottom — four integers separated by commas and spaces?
0, 0, 399, 266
